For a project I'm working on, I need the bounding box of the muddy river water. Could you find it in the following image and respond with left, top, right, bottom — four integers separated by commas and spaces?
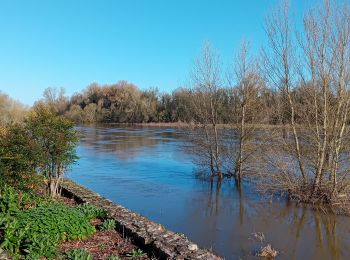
68, 125, 350, 260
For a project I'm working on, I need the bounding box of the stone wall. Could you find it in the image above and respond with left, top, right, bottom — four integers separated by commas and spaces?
61, 179, 222, 260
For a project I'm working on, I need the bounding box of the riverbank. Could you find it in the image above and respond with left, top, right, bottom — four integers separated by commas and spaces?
61, 179, 222, 260
0, 184, 151, 260
82, 122, 290, 130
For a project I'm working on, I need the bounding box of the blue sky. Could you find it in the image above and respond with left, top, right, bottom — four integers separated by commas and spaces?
0, 0, 318, 105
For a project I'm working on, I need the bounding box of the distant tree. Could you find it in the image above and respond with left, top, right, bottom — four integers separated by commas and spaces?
65, 104, 84, 122
140, 88, 159, 122
83, 103, 97, 123
36, 87, 68, 115
0, 91, 28, 125
158, 93, 172, 122
171, 88, 194, 122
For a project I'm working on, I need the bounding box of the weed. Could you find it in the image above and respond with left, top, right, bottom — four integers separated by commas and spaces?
126, 249, 146, 258
106, 255, 121, 260
76, 203, 107, 220
66, 248, 93, 260
99, 219, 116, 231
1, 204, 95, 259
257, 244, 278, 259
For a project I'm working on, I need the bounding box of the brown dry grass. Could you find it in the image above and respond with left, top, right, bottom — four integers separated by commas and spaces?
60, 230, 148, 260
257, 244, 278, 259
55, 196, 77, 207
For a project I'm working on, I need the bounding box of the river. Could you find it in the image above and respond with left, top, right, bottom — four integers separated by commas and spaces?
68, 125, 350, 260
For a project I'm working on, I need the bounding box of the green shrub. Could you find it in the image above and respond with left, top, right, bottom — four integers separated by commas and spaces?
99, 219, 116, 231
0, 185, 20, 215
0, 124, 42, 191
1, 204, 95, 259
76, 203, 107, 220
0, 216, 26, 257
65, 248, 93, 260
1, 110, 80, 197
106, 255, 121, 260
26, 107, 80, 197
126, 249, 147, 258
0, 185, 51, 216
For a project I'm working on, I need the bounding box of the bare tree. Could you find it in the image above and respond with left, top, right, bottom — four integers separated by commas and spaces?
40, 87, 68, 115
300, 0, 350, 198
228, 41, 266, 185
260, 0, 350, 210
190, 43, 225, 179
263, 0, 307, 182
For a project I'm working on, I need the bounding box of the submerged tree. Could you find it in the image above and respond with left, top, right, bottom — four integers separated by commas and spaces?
260, 0, 307, 192
190, 43, 225, 179
228, 41, 266, 185
260, 0, 350, 209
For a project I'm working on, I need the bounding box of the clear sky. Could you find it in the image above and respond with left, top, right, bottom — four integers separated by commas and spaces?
0, 0, 318, 105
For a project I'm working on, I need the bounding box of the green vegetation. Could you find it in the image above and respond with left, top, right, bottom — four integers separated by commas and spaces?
26, 107, 79, 197
0, 106, 79, 196
99, 219, 116, 231
65, 249, 93, 260
0, 97, 144, 260
0, 185, 50, 216
126, 249, 147, 258
0, 185, 95, 259
76, 203, 107, 220
0, 105, 100, 259
106, 255, 121, 260
0, 124, 43, 191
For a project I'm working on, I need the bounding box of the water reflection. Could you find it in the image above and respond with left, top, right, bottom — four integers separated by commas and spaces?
76, 125, 187, 161
70, 125, 350, 260
183, 180, 348, 259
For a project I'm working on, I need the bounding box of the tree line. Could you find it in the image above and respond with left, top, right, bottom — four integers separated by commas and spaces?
0, 91, 28, 125
36, 79, 310, 126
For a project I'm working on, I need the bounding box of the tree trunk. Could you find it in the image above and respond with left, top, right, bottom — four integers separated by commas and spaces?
235, 103, 246, 186
287, 92, 307, 182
